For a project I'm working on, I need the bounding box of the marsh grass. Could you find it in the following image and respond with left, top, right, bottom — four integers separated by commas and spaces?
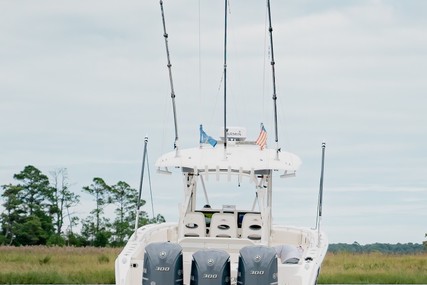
1, 246, 426, 284
38, 255, 51, 265
0, 246, 120, 284
319, 252, 427, 284
98, 254, 110, 264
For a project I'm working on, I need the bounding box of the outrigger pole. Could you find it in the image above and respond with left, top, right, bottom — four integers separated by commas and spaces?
223, 0, 228, 150
134, 136, 149, 239
316, 142, 326, 246
160, 0, 179, 155
266, 0, 280, 158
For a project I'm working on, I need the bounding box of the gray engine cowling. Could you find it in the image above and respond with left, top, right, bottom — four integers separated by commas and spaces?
237, 245, 278, 285
142, 242, 183, 285
190, 249, 231, 285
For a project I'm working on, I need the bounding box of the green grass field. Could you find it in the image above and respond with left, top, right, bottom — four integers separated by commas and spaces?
319, 252, 427, 284
0, 246, 426, 284
0, 246, 120, 284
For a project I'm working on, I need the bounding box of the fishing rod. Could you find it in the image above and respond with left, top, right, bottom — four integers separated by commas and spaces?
159, 0, 179, 155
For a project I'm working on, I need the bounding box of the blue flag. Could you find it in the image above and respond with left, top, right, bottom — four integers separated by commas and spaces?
199, 125, 217, 147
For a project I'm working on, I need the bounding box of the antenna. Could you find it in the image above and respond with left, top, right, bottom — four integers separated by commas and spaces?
223, 0, 228, 150
134, 136, 149, 239
316, 142, 326, 246
266, 0, 279, 158
159, 0, 179, 155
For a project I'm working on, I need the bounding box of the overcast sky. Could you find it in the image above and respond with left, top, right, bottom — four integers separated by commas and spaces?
1, 0, 426, 244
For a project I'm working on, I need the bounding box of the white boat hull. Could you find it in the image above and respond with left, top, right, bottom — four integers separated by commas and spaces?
115, 222, 328, 285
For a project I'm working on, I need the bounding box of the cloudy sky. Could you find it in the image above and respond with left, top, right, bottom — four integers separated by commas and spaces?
1, 0, 426, 244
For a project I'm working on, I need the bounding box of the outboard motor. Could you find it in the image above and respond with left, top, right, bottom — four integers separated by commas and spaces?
237, 245, 278, 285
143, 242, 183, 285
190, 249, 231, 285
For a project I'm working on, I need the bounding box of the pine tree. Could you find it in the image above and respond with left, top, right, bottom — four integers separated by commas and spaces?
110, 181, 153, 246
1, 166, 54, 245
81, 177, 112, 246
0, 184, 24, 245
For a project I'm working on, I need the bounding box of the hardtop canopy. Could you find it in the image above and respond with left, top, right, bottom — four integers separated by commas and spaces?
156, 142, 301, 176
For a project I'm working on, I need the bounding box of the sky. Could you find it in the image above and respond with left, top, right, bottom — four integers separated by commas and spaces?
0, 0, 426, 245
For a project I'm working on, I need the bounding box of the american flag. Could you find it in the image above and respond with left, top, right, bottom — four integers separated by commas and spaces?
256, 124, 267, 150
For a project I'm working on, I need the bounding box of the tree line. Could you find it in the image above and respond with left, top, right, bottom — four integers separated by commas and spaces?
0, 165, 164, 247
328, 242, 426, 254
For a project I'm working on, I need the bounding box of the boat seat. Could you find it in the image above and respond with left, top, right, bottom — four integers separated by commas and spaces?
209, 213, 237, 238
183, 212, 206, 237
241, 213, 262, 240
